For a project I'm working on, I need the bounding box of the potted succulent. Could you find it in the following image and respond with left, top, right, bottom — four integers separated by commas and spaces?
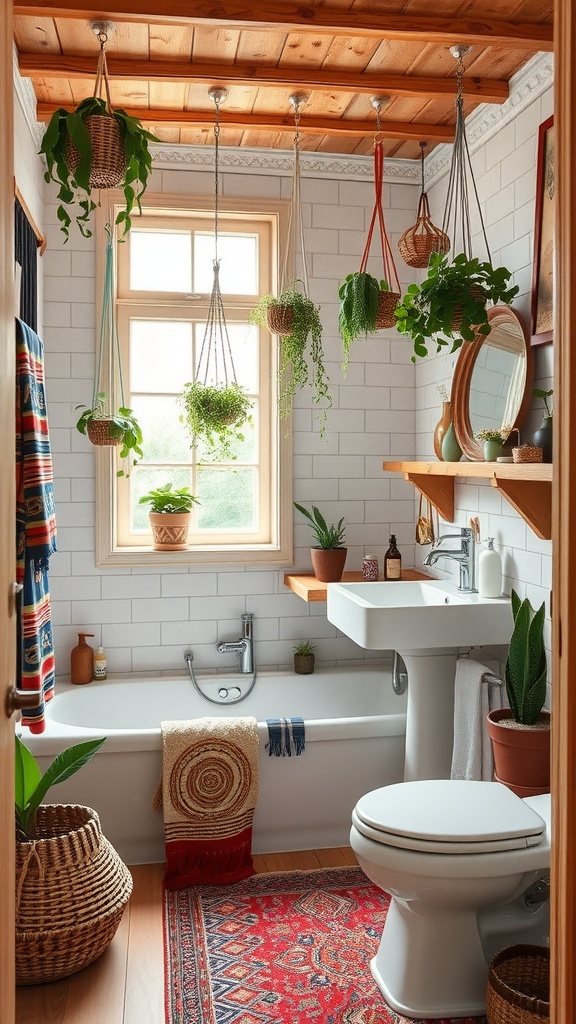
394, 252, 519, 361
179, 380, 253, 462
39, 96, 157, 241
338, 272, 397, 373
75, 392, 143, 476
15, 734, 133, 985
293, 501, 347, 583
293, 640, 316, 675
486, 590, 550, 796
475, 426, 512, 462
138, 483, 200, 551
249, 283, 331, 434
532, 387, 553, 463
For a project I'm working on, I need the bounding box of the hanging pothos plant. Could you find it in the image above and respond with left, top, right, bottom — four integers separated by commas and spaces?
179, 381, 253, 461
249, 283, 331, 436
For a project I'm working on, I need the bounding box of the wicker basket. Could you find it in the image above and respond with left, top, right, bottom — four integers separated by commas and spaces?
513, 445, 543, 464
87, 418, 123, 447
451, 287, 487, 331
487, 944, 549, 1024
375, 290, 400, 330
267, 304, 294, 336
66, 114, 127, 189
16, 804, 133, 985
398, 193, 450, 269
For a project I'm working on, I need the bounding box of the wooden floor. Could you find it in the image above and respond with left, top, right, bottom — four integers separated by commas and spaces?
15, 847, 357, 1024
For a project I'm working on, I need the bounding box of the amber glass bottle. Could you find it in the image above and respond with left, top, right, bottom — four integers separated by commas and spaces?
384, 535, 402, 581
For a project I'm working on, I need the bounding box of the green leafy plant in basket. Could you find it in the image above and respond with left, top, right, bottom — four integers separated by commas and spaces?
39, 96, 157, 241
249, 284, 331, 435
75, 392, 143, 477
179, 381, 253, 461
394, 252, 519, 362
338, 272, 390, 373
15, 734, 106, 840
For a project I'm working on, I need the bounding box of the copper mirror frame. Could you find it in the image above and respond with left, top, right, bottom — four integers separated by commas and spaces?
452, 305, 535, 461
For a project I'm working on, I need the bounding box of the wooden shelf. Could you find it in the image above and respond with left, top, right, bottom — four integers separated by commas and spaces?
284, 568, 430, 603
383, 461, 553, 540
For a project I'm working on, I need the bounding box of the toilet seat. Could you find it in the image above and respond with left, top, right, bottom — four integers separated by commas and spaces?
353, 780, 546, 855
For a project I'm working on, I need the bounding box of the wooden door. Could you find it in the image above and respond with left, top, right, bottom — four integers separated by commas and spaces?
0, 2, 15, 1023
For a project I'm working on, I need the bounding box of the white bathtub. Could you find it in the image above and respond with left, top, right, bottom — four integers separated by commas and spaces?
24, 666, 407, 865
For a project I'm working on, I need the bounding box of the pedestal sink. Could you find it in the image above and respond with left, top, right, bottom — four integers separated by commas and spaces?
327, 578, 513, 781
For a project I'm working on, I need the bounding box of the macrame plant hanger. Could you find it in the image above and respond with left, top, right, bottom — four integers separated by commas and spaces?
359, 98, 401, 329
398, 141, 450, 268
195, 88, 239, 389
441, 45, 492, 262
88, 225, 127, 447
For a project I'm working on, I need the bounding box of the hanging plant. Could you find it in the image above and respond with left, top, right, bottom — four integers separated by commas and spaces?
249, 283, 331, 434
179, 381, 253, 461
76, 392, 143, 460
398, 142, 450, 269
39, 27, 157, 241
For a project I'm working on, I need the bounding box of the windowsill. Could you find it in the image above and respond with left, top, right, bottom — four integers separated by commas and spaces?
96, 545, 293, 568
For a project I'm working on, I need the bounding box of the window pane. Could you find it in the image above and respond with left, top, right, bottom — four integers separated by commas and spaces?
129, 466, 193, 532
196, 467, 257, 530
195, 323, 259, 392
130, 230, 191, 292
131, 320, 193, 392
194, 233, 258, 295
131, 395, 191, 463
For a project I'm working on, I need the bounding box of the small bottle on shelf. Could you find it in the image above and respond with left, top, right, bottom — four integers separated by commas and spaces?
384, 535, 402, 581
93, 646, 108, 681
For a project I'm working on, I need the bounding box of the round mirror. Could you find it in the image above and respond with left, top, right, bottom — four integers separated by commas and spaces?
452, 305, 534, 461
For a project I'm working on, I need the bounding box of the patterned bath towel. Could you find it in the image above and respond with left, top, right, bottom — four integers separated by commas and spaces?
265, 717, 306, 757
158, 717, 260, 890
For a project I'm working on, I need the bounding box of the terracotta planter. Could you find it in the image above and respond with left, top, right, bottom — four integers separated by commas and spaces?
149, 512, 191, 551
294, 654, 315, 675
486, 708, 551, 797
310, 547, 347, 583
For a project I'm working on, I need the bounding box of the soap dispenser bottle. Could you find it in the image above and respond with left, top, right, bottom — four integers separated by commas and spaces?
478, 538, 502, 598
70, 633, 95, 685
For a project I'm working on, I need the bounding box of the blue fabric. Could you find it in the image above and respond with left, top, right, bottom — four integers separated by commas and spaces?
265, 717, 305, 757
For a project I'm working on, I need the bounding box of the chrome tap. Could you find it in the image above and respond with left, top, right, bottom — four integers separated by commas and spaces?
423, 526, 477, 593
216, 612, 254, 673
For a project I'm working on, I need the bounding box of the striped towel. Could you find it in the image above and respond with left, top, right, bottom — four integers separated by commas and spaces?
265, 717, 306, 757
158, 717, 260, 889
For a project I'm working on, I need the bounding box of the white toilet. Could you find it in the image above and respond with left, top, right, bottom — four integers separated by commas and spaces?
350, 779, 550, 1019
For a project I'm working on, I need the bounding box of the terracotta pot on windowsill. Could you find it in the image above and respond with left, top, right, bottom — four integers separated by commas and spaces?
149, 512, 191, 551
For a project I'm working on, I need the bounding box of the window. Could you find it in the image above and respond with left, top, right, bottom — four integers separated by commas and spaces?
95, 196, 292, 566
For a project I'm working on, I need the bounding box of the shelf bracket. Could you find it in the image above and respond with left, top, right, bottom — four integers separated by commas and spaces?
492, 477, 552, 539
404, 472, 455, 522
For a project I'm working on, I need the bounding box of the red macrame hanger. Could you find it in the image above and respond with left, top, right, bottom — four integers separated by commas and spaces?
359, 99, 400, 295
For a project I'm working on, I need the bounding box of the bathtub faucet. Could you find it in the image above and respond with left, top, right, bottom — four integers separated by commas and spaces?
423, 526, 476, 593
216, 613, 254, 673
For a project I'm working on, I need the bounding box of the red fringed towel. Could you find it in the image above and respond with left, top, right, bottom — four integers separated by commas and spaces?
157, 717, 260, 890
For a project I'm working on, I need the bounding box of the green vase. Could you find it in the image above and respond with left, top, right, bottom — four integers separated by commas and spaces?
483, 439, 502, 462
441, 422, 462, 462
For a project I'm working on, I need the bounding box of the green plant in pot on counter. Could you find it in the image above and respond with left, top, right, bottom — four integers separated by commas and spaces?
293, 640, 316, 675
486, 589, 550, 795
475, 425, 512, 462
294, 502, 347, 584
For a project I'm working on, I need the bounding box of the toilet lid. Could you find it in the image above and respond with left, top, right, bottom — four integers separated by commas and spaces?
353, 780, 547, 854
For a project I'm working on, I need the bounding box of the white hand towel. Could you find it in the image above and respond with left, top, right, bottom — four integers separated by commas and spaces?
451, 657, 505, 782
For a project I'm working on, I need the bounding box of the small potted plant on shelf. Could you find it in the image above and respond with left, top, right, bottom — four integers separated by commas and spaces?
394, 252, 519, 361
75, 392, 143, 476
475, 425, 512, 463
486, 589, 550, 796
15, 734, 133, 985
338, 272, 396, 373
249, 283, 331, 434
293, 502, 347, 583
178, 380, 253, 462
39, 96, 157, 241
138, 483, 201, 551
293, 640, 316, 675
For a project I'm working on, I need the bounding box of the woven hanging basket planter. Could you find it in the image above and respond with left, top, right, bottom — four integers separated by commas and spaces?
66, 114, 127, 189
16, 803, 133, 985
486, 944, 549, 1024
86, 418, 123, 447
398, 192, 451, 269
375, 290, 401, 329
451, 286, 487, 331
267, 304, 295, 336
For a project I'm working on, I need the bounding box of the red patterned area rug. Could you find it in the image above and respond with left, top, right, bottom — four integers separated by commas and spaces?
163, 865, 487, 1024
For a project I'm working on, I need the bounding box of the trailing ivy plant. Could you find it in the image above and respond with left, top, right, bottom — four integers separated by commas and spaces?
394, 252, 519, 362
338, 272, 389, 373
249, 284, 331, 435
179, 381, 253, 461
39, 96, 158, 241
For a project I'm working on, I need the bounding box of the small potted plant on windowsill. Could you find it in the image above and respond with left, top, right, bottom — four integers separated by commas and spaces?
475, 425, 512, 462
486, 589, 550, 797
293, 640, 316, 675
294, 502, 347, 583
179, 380, 253, 462
138, 483, 200, 551
75, 392, 143, 476
338, 272, 397, 374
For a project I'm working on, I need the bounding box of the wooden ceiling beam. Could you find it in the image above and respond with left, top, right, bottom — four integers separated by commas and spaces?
35, 101, 455, 141
13, 1, 553, 52
19, 53, 509, 104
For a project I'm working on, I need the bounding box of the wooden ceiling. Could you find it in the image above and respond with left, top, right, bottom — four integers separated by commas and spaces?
13, 1, 554, 160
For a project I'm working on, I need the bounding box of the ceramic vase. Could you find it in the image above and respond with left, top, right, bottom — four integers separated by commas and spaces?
483, 440, 503, 462
441, 422, 462, 462
433, 401, 452, 461
533, 416, 553, 463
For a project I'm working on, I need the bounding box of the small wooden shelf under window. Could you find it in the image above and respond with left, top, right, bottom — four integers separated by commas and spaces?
383, 461, 552, 540
284, 568, 430, 603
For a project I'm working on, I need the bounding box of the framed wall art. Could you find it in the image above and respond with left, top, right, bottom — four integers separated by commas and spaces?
531, 114, 554, 345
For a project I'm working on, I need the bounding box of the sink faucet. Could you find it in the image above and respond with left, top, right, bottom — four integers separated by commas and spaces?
423, 527, 477, 593
216, 612, 254, 673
